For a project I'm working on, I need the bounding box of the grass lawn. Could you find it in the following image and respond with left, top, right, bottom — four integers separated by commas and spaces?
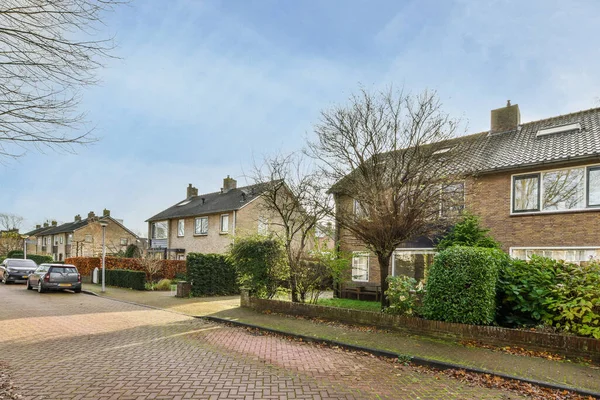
317, 298, 382, 312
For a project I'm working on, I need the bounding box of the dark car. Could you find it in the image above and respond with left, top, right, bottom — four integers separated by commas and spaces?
0, 258, 38, 284
27, 263, 82, 293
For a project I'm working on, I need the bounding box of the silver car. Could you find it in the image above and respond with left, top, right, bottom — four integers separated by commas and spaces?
27, 263, 82, 293
0, 258, 38, 284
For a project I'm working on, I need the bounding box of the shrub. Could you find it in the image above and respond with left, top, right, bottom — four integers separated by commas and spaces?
422, 246, 508, 325
154, 279, 173, 291
65, 257, 185, 281
187, 253, 238, 296
384, 275, 421, 316
228, 236, 287, 299
4, 252, 53, 265
7, 250, 23, 258
103, 269, 145, 290
435, 213, 501, 251
125, 244, 142, 258
498, 256, 600, 338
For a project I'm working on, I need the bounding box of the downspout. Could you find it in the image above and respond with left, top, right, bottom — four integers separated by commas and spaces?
232, 210, 237, 238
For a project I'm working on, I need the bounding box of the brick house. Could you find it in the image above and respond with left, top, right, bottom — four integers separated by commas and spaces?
25, 210, 140, 260
146, 176, 281, 259
337, 102, 600, 285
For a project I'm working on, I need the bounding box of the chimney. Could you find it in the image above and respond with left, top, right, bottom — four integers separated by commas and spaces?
491, 100, 520, 133
222, 175, 237, 193
88, 211, 95, 219
51, 220, 57, 227
186, 183, 198, 198
103, 209, 110, 217
43, 222, 49, 228
74, 214, 81, 222
36, 224, 41, 229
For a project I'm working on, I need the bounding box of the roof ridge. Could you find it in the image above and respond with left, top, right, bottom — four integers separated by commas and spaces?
520, 106, 600, 127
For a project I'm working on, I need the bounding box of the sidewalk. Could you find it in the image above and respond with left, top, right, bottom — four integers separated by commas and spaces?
82, 284, 600, 395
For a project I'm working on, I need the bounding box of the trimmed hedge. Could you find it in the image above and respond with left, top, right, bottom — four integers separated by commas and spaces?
103, 269, 146, 290
4, 253, 53, 265
187, 253, 238, 296
65, 257, 186, 280
422, 246, 508, 325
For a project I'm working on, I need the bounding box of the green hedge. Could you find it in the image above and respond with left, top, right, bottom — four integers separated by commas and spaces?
187, 253, 238, 296
422, 246, 508, 325
103, 269, 146, 290
4, 252, 53, 265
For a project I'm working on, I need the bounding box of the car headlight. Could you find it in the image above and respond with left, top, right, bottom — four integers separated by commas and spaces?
6, 268, 15, 273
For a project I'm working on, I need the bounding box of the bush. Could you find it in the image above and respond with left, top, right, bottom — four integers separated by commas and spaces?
187, 253, 238, 296
498, 256, 600, 338
154, 279, 173, 291
125, 244, 141, 258
7, 250, 23, 258
435, 213, 501, 251
5, 253, 53, 265
422, 246, 508, 325
103, 269, 145, 290
65, 257, 186, 281
228, 236, 287, 299
385, 275, 422, 316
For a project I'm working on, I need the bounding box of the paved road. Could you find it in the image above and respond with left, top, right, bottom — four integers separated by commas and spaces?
0, 284, 520, 399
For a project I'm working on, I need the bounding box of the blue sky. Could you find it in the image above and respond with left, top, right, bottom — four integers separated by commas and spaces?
2, 0, 599, 235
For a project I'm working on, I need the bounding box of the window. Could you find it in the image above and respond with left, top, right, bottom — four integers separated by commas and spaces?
512, 165, 600, 213
542, 167, 584, 211
511, 247, 600, 264
588, 167, 600, 207
392, 249, 435, 281
536, 123, 581, 137
257, 216, 269, 235
513, 174, 540, 212
67, 234, 72, 244
441, 183, 464, 217
59, 236, 64, 244
351, 253, 369, 282
194, 217, 208, 235
353, 199, 368, 218
43, 237, 47, 245
85, 234, 92, 243
220, 214, 229, 233
177, 219, 185, 237
152, 221, 168, 239
120, 238, 128, 246
177, 254, 185, 260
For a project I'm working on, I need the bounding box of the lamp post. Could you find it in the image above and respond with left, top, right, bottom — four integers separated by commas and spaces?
21, 235, 29, 259
100, 221, 108, 293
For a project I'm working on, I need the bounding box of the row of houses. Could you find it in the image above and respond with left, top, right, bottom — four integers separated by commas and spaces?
22, 102, 600, 285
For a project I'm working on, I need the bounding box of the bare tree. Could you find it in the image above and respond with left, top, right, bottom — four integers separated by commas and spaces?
0, 0, 122, 159
307, 87, 470, 308
0, 212, 23, 231
252, 153, 333, 303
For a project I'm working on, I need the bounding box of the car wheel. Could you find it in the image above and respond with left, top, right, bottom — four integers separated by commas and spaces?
2, 275, 8, 284
37, 282, 45, 293
27, 280, 33, 290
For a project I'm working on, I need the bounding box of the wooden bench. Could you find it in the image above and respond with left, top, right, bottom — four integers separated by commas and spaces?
339, 284, 381, 301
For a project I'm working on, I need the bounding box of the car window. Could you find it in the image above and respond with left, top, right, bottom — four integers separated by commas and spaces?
7, 259, 37, 268
49, 267, 77, 274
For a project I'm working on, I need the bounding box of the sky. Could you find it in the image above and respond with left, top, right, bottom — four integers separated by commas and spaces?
1, 0, 599, 236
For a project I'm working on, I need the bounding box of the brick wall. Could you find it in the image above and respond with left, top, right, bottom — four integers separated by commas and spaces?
72, 221, 137, 257
243, 296, 600, 361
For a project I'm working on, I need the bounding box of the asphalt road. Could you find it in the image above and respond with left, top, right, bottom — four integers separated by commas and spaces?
0, 283, 520, 399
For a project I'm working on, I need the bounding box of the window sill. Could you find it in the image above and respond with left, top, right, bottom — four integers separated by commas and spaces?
177, 235, 184, 238
193, 233, 208, 237
510, 207, 600, 217
219, 231, 229, 235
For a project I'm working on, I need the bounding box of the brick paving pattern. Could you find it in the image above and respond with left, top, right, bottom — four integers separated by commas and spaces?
0, 285, 521, 399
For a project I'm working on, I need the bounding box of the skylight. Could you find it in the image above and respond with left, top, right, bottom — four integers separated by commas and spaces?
536, 123, 581, 137
177, 200, 192, 206
433, 147, 452, 155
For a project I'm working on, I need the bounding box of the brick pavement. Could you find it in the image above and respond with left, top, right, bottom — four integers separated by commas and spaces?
0, 284, 521, 399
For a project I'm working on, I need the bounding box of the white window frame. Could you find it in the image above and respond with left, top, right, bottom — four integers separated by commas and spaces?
59, 236, 64, 244
353, 199, 368, 218
511, 163, 600, 215
120, 238, 128, 246
177, 219, 185, 237
351, 252, 370, 282
257, 216, 269, 235
439, 182, 465, 217
152, 221, 168, 239
510, 246, 600, 264
391, 248, 436, 277
194, 217, 208, 235
220, 214, 229, 233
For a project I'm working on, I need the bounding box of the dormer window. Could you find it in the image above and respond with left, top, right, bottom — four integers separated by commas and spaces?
536, 123, 581, 137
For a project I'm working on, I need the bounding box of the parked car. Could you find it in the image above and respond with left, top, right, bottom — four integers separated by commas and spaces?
27, 263, 82, 293
0, 258, 38, 284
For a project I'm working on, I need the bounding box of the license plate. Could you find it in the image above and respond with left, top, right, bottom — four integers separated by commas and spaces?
22, 275, 28, 279
58, 283, 72, 287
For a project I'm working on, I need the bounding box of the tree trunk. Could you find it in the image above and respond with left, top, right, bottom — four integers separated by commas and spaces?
377, 252, 392, 309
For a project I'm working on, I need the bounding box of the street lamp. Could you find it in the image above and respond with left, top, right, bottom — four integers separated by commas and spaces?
99, 221, 108, 293
21, 235, 29, 259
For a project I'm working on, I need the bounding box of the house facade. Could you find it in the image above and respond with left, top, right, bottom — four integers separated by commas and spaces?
147, 176, 276, 259
338, 102, 600, 285
25, 210, 140, 260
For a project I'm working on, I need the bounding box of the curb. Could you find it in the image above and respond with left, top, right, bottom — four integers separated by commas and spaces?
82, 291, 600, 398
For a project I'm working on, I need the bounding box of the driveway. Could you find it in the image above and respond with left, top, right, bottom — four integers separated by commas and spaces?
0, 284, 520, 399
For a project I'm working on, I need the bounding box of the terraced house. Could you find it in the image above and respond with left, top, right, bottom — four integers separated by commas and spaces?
338, 102, 600, 285
25, 210, 139, 260
147, 176, 277, 259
